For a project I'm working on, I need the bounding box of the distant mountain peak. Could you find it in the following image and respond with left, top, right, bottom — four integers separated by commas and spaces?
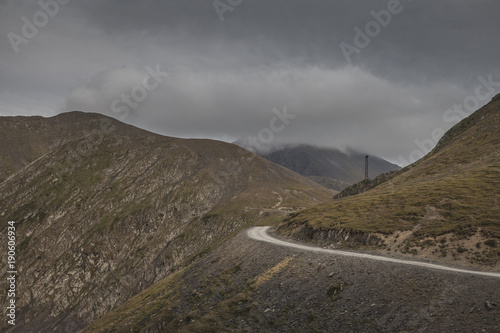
256, 144, 400, 191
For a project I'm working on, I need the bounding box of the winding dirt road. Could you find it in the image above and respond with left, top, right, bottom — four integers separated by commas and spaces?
247, 226, 500, 278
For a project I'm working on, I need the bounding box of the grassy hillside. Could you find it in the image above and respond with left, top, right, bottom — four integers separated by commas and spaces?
278, 95, 500, 267
0, 112, 331, 332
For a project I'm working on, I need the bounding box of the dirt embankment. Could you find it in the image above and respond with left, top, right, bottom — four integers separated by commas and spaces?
277, 221, 500, 272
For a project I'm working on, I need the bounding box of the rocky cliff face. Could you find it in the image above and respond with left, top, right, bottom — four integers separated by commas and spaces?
0, 112, 331, 332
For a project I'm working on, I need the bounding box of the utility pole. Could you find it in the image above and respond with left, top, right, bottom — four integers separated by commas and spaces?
365, 155, 369, 180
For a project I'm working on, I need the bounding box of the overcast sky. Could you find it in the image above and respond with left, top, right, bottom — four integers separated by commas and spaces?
1, 0, 499, 165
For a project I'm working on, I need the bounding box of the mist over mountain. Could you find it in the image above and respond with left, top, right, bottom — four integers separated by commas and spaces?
259, 144, 401, 191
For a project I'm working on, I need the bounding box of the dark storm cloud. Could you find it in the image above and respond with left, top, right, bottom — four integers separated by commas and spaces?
1, 0, 499, 164
73, 0, 500, 81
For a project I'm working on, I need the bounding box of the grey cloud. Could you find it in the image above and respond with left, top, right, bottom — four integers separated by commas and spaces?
1, 0, 499, 164
65, 65, 469, 163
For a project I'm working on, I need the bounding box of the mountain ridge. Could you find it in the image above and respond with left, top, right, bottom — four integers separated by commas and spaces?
0, 111, 154, 183
0, 112, 331, 332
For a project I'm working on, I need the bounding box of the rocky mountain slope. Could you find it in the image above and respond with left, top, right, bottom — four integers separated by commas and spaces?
0, 112, 331, 333
260, 145, 400, 191
333, 170, 400, 199
81, 96, 500, 332
278, 94, 500, 268
82, 229, 500, 333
